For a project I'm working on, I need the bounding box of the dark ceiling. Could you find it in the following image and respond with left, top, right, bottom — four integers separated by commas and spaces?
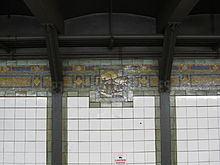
1, 0, 220, 20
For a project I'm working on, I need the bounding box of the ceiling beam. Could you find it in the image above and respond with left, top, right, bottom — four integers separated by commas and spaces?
23, 0, 64, 33
159, 24, 177, 92
157, 0, 200, 32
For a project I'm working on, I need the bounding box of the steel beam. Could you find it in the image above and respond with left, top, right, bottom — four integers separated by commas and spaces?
45, 24, 63, 92
160, 92, 171, 165
51, 91, 62, 165
157, 0, 200, 32
23, 0, 64, 33
159, 24, 177, 92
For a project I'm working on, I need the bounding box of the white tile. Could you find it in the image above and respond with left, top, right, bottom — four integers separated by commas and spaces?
25, 153, 35, 163
90, 153, 100, 163
145, 130, 155, 140
15, 98, 26, 107
187, 118, 197, 128
15, 109, 25, 119
177, 152, 187, 163
123, 142, 133, 152
133, 108, 144, 118
68, 120, 78, 130
188, 151, 198, 162
100, 108, 111, 118
199, 151, 209, 161
36, 131, 46, 141
90, 120, 100, 130
5, 98, 15, 107
0, 142, 3, 152
112, 119, 122, 129
123, 119, 133, 129
101, 142, 111, 152
210, 151, 220, 161
197, 107, 207, 117
68, 153, 78, 163
196, 96, 208, 106
79, 153, 89, 163
145, 141, 155, 151
14, 131, 25, 141
147, 152, 156, 163
177, 141, 187, 151
26, 131, 36, 141
4, 153, 14, 163
134, 153, 145, 163
79, 131, 89, 141
176, 119, 187, 129
25, 142, 36, 152
112, 108, 122, 118
0, 98, 5, 107
101, 120, 111, 129
89, 108, 100, 118
68, 108, 78, 118
4, 131, 14, 140
209, 140, 220, 150
4, 120, 14, 129
4, 142, 14, 152
198, 118, 208, 128
198, 140, 209, 150
133, 97, 144, 108
26, 98, 37, 107
79, 120, 89, 130
78, 108, 89, 118
122, 108, 133, 118
134, 119, 144, 129
208, 107, 218, 117
207, 96, 218, 106
209, 129, 219, 139
79, 142, 89, 152
198, 129, 209, 140
36, 142, 46, 152
186, 96, 197, 106
36, 97, 47, 107
67, 97, 78, 107
15, 120, 25, 129
100, 153, 111, 163
4, 109, 15, 118
144, 119, 155, 129
188, 140, 198, 151
112, 142, 122, 152
68, 131, 78, 141
90, 131, 100, 141
208, 118, 218, 128
36, 120, 46, 130
187, 107, 197, 117
176, 96, 186, 107
14, 153, 24, 163
101, 131, 111, 141
90, 142, 100, 152
26, 120, 36, 130
144, 107, 155, 118
112, 131, 122, 141
36, 109, 46, 119
123, 131, 134, 141
134, 141, 144, 152
134, 130, 144, 140
26, 109, 36, 118
144, 96, 155, 107
187, 129, 198, 140
176, 107, 187, 118
78, 97, 89, 108
36, 153, 46, 163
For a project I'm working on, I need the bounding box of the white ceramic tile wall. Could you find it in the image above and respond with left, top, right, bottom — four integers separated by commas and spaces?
176, 96, 220, 165
67, 97, 156, 165
0, 97, 47, 165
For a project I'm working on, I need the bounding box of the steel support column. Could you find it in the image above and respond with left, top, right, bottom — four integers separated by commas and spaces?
45, 24, 63, 165
160, 92, 171, 165
159, 24, 177, 165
